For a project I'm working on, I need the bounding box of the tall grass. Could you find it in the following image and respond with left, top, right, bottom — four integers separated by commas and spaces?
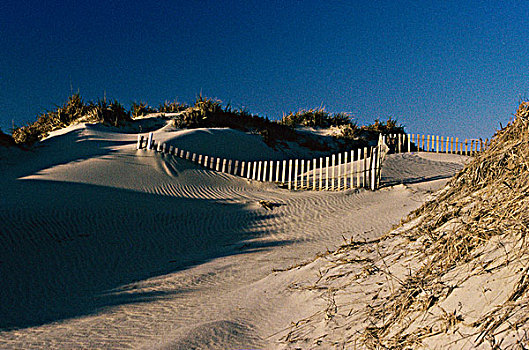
280, 108, 352, 128
172, 95, 330, 150
12, 94, 131, 145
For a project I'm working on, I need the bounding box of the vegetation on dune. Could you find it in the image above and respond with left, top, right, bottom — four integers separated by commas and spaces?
359, 103, 529, 348
280, 107, 352, 128
131, 101, 157, 118
158, 100, 188, 113
10, 93, 405, 149
12, 94, 131, 145
172, 95, 330, 150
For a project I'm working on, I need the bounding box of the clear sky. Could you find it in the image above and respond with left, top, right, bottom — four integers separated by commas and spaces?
1, 1, 528, 139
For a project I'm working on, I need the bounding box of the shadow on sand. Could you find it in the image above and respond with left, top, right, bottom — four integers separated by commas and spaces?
0, 127, 292, 330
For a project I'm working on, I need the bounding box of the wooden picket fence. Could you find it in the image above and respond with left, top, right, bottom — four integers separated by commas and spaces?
382, 133, 490, 155
136, 133, 387, 191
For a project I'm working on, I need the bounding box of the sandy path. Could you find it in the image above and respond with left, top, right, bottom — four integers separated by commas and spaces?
0, 125, 467, 349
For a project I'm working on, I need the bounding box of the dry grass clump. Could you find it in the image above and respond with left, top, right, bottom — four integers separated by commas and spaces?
278, 103, 529, 349
131, 101, 157, 118
360, 102, 529, 348
158, 99, 187, 113
12, 94, 131, 145
172, 95, 330, 150
280, 107, 352, 128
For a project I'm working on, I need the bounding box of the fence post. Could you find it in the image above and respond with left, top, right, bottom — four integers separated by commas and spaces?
257, 161, 262, 181
337, 153, 342, 190
331, 154, 336, 190
325, 156, 330, 190
241, 161, 250, 179
228, 159, 233, 173
377, 145, 382, 188
232, 160, 237, 175
313, 159, 317, 190
282, 160, 287, 185
363, 147, 368, 188
356, 149, 361, 188
137, 135, 143, 149
288, 159, 293, 190
262, 161, 267, 181
343, 152, 349, 191
294, 159, 299, 190
370, 147, 376, 190
246, 161, 251, 179
397, 134, 402, 153
319, 157, 323, 190
276, 160, 280, 182
147, 132, 153, 150
407, 134, 411, 152
252, 161, 257, 180
300, 158, 304, 189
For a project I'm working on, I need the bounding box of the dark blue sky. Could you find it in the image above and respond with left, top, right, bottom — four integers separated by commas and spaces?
1, 1, 528, 139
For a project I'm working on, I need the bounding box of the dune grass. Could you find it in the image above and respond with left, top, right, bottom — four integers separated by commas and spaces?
12, 94, 131, 145
357, 102, 529, 348
10, 93, 405, 149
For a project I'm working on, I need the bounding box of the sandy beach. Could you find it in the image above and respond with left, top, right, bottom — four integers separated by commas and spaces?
0, 119, 471, 349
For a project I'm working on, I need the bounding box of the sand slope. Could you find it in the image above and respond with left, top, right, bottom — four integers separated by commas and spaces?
0, 122, 466, 349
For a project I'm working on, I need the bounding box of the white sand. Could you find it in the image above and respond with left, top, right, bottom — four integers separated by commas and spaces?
0, 122, 467, 349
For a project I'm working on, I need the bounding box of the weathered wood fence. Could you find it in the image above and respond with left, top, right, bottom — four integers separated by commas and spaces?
382, 133, 490, 155
136, 133, 387, 191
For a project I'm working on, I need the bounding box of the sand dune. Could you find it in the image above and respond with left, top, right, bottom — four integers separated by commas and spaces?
0, 121, 467, 348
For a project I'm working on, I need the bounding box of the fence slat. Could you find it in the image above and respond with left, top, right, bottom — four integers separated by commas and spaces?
294, 159, 299, 190
357, 149, 361, 188
288, 160, 293, 190
276, 160, 280, 182
313, 159, 317, 190
319, 157, 323, 190
325, 157, 330, 190
343, 152, 349, 190
331, 154, 336, 190
363, 147, 368, 188
337, 153, 342, 189
282, 160, 287, 185
300, 159, 304, 189
257, 161, 262, 181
